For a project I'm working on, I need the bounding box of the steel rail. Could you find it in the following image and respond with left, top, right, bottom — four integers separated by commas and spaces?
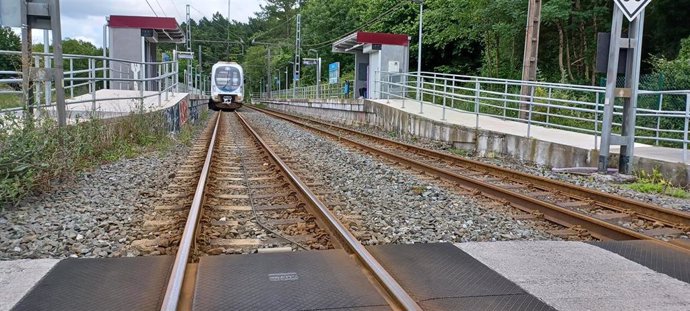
252, 107, 690, 254
256, 107, 690, 228
160, 112, 221, 311
235, 112, 422, 311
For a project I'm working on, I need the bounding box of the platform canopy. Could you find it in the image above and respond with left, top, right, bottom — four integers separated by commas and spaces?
332, 32, 409, 53
108, 15, 185, 44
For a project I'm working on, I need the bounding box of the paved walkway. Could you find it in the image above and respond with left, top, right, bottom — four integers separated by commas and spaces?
373, 99, 688, 165
41, 89, 188, 121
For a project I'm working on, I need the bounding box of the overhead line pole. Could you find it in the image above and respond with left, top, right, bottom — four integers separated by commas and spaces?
293, 14, 301, 98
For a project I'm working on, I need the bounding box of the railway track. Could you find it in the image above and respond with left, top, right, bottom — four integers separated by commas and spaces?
252, 106, 690, 253
158, 111, 422, 311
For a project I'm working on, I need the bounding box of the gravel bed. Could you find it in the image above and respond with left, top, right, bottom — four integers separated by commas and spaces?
0, 146, 190, 260
245, 110, 558, 245
295, 113, 690, 213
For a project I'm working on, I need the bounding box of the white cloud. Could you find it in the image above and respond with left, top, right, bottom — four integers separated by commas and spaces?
14, 0, 264, 48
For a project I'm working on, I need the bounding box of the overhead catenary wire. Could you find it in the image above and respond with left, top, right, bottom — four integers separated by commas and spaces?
144, 0, 159, 17
301, 1, 408, 50
154, 0, 168, 16
144, 0, 176, 43
250, 15, 297, 42
169, 0, 185, 21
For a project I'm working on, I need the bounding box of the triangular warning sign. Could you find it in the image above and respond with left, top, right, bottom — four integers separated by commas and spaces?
614, 0, 653, 21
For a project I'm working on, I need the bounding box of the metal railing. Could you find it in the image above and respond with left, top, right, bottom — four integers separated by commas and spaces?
376, 72, 690, 158
0, 50, 209, 114
256, 81, 356, 101
255, 70, 690, 162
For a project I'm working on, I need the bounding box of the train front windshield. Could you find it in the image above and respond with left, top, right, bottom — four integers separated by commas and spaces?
214, 66, 242, 93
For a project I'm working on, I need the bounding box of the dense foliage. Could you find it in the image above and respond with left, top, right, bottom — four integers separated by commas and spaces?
162, 0, 689, 94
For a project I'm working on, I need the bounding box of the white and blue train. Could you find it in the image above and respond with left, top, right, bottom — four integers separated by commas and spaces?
209, 62, 244, 111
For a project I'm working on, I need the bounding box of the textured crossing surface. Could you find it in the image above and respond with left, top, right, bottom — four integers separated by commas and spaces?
192, 249, 391, 311
11, 256, 173, 311
367, 243, 554, 310
591, 240, 690, 284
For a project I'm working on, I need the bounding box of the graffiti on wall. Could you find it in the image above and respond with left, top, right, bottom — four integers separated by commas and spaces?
162, 97, 208, 133
179, 99, 189, 126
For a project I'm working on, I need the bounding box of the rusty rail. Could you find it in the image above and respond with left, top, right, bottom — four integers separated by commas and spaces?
235, 112, 422, 311
160, 112, 221, 311
253, 107, 690, 254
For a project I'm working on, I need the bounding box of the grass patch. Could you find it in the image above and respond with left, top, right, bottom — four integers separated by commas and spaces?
0, 106, 197, 208
0, 93, 23, 110
626, 168, 689, 198
449, 147, 470, 157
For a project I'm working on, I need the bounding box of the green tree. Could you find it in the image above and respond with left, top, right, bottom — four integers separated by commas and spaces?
0, 27, 21, 71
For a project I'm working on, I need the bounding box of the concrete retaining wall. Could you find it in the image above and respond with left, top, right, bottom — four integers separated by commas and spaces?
262, 99, 690, 186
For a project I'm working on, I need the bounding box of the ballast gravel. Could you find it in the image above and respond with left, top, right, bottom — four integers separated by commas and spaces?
0, 147, 187, 260
244, 111, 557, 245
320, 113, 690, 213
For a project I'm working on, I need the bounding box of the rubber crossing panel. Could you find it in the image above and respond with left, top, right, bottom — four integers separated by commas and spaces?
591, 240, 690, 284
366, 243, 555, 311
192, 249, 391, 311
12, 256, 173, 311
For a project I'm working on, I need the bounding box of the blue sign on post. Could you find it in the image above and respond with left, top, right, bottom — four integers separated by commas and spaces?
328, 62, 340, 84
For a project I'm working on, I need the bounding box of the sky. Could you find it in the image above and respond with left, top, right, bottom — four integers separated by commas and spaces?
18, 0, 264, 47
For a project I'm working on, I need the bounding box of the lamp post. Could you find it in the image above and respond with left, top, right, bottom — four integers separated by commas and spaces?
308, 49, 321, 98
412, 0, 423, 103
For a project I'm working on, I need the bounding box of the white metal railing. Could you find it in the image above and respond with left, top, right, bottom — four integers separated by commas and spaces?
255, 70, 690, 162
0, 50, 210, 114
256, 81, 356, 101
377, 71, 690, 161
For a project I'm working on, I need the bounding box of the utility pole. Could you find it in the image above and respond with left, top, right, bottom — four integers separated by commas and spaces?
519, 0, 542, 119
293, 14, 301, 98
186, 4, 192, 92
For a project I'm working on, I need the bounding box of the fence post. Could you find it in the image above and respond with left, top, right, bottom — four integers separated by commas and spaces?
503, 81, 508, 119
656, 93, 663, 145
527, 85, 535, 138
419, 74, 424, 114
69, 59, 74, 98
174, 61, 179, 93
158, 64, 162, 106
683, 93, 690, 164
594, 92, 600, 150
474, 78, 480, 130
452, 79, 456, 110
139, 67, 145, 108
387, 74, 391, 101
90, 59, 97, 112
432, 73, 436, 105
546, 87, 552, 127
442, 78, 447, 121
103, 57, 108, 90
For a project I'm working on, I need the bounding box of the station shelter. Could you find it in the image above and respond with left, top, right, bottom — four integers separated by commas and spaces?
107, 15, 185, 91
332, 32, 410, 99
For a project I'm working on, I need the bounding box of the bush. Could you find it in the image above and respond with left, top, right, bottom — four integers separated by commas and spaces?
0, 109, 176, 207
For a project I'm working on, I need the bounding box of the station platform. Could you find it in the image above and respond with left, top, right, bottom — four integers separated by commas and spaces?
47, 89, 189, 121
374, 99, 685, 165
2, 241, 689, 311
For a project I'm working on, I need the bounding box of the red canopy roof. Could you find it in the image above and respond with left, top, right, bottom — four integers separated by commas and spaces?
108, 15, 179, 30
332, 32, 409, 53
108, 15, 185, 43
